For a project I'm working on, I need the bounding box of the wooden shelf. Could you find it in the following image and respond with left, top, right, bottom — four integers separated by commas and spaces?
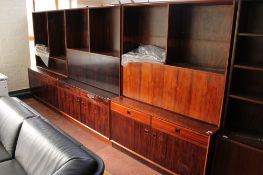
166, 4, 233, 73
222, 131, 263, 151
175, 62, 225, 74
91, 51, 120, 58
67, 48, 90, 52
234, 64, 263, 72
66, 8, 89, 50
123, 4, 169, 54
238, 33, 263, 37
229, 94, 263, 105
49, 56, 67, 62
89, 6, 121, 58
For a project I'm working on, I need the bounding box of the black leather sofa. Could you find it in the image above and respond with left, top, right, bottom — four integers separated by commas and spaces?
0, 97, 104, 175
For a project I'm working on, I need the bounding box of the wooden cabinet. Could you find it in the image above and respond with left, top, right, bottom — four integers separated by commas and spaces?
28, 68, 58, 108
211, 134, 263, 175
111, 111, 135, 150
57, 86, 81, 122
81, 96, 110, 138
165, 135, 206, 175
111, 99, 212, 175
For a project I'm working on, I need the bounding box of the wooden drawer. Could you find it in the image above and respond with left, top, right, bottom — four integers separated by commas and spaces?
111, 102, 151, 125
152, 117, 209, 147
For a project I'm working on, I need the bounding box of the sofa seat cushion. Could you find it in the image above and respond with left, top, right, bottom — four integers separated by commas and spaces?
15, 117, 98, 175
0, 97, 36, 155
0, 159, 26, 175
0, 143, 11, 162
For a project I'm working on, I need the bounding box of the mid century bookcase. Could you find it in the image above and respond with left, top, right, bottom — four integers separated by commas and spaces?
28, 1, 240, 174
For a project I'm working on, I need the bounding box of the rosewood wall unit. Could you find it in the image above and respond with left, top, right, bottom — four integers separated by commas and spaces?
30, 6, 121, 139
28, 67, 117, 138
30, 1, 236, 175
110, 1, 235, 174
212, 0, 263, 174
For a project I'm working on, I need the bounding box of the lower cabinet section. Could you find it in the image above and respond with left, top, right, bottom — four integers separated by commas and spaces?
28, 69, 58, 108
81, 96, 110, 138
28, 68, 111, 138
58, 87, 81, 121
111, 110, 207, 175
211, 135, 263, 175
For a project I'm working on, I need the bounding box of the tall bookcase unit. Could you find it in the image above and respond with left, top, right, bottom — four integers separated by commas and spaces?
212, 0, 263, 174
112, 1, 234, 175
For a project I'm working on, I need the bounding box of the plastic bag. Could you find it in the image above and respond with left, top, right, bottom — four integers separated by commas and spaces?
35, 44, 49, 67
122, 44, 166, 66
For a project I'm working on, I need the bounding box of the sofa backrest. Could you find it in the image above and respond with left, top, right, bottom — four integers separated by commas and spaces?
0, 97, 35, 155
15, 117, 103, 175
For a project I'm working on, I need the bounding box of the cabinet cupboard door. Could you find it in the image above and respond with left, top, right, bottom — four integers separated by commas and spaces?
58, 88, 81, 121
149, 128, 168, 167
166, 135, 206, 175
29, 71, 58, 108
81, 97, 110, 137
133, 121, 151, 158
111, 111, 134, 150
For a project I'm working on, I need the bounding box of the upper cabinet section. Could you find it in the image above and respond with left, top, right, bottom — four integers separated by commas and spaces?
65, 8, 89, 52
89, 6, 121, 57
238, 1, 263, 34
167, 3, 233, 74
122, 4, 169, 54
47, 11, 66, 57
33, 12, 48, 47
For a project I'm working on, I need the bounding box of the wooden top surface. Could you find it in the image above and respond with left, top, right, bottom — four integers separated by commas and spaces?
59, 78, 118, 100
112, 96, 218, 135
29, 67, 118, 99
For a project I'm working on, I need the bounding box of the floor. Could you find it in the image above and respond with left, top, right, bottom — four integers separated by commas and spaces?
23, 98, 161, 175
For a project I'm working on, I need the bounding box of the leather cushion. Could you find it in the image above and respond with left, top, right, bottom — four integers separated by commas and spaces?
0, 143, 11, 162
0, 159, 26, 175
0, 97, 36, 155
15, 117, 98, 175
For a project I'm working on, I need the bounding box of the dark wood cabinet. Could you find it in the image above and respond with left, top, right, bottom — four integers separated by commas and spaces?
111, 111, 135, 150
28, 68, 58, 108
57, 87, 81, 122
212, 135, 263, 175
165, 135, 206, 175
81, 96, 110, 138
111, 98, 213, 174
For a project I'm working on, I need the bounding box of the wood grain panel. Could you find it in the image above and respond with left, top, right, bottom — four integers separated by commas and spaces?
123, 63, 225, 125
165, 134, 207, 175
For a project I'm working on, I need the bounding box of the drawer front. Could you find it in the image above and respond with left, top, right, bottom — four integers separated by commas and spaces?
111, 102, 151, 125
152, 118, 208, 147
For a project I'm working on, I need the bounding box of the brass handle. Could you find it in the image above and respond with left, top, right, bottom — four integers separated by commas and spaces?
144, 129, 149, 134
175, 128, 180, 134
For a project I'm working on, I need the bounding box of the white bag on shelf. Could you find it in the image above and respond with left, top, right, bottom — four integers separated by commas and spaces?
35, 44, 50, 67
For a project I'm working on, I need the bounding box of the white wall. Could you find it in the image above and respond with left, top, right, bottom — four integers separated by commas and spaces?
0, 0, 30, 92
78, 0, 103, 7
